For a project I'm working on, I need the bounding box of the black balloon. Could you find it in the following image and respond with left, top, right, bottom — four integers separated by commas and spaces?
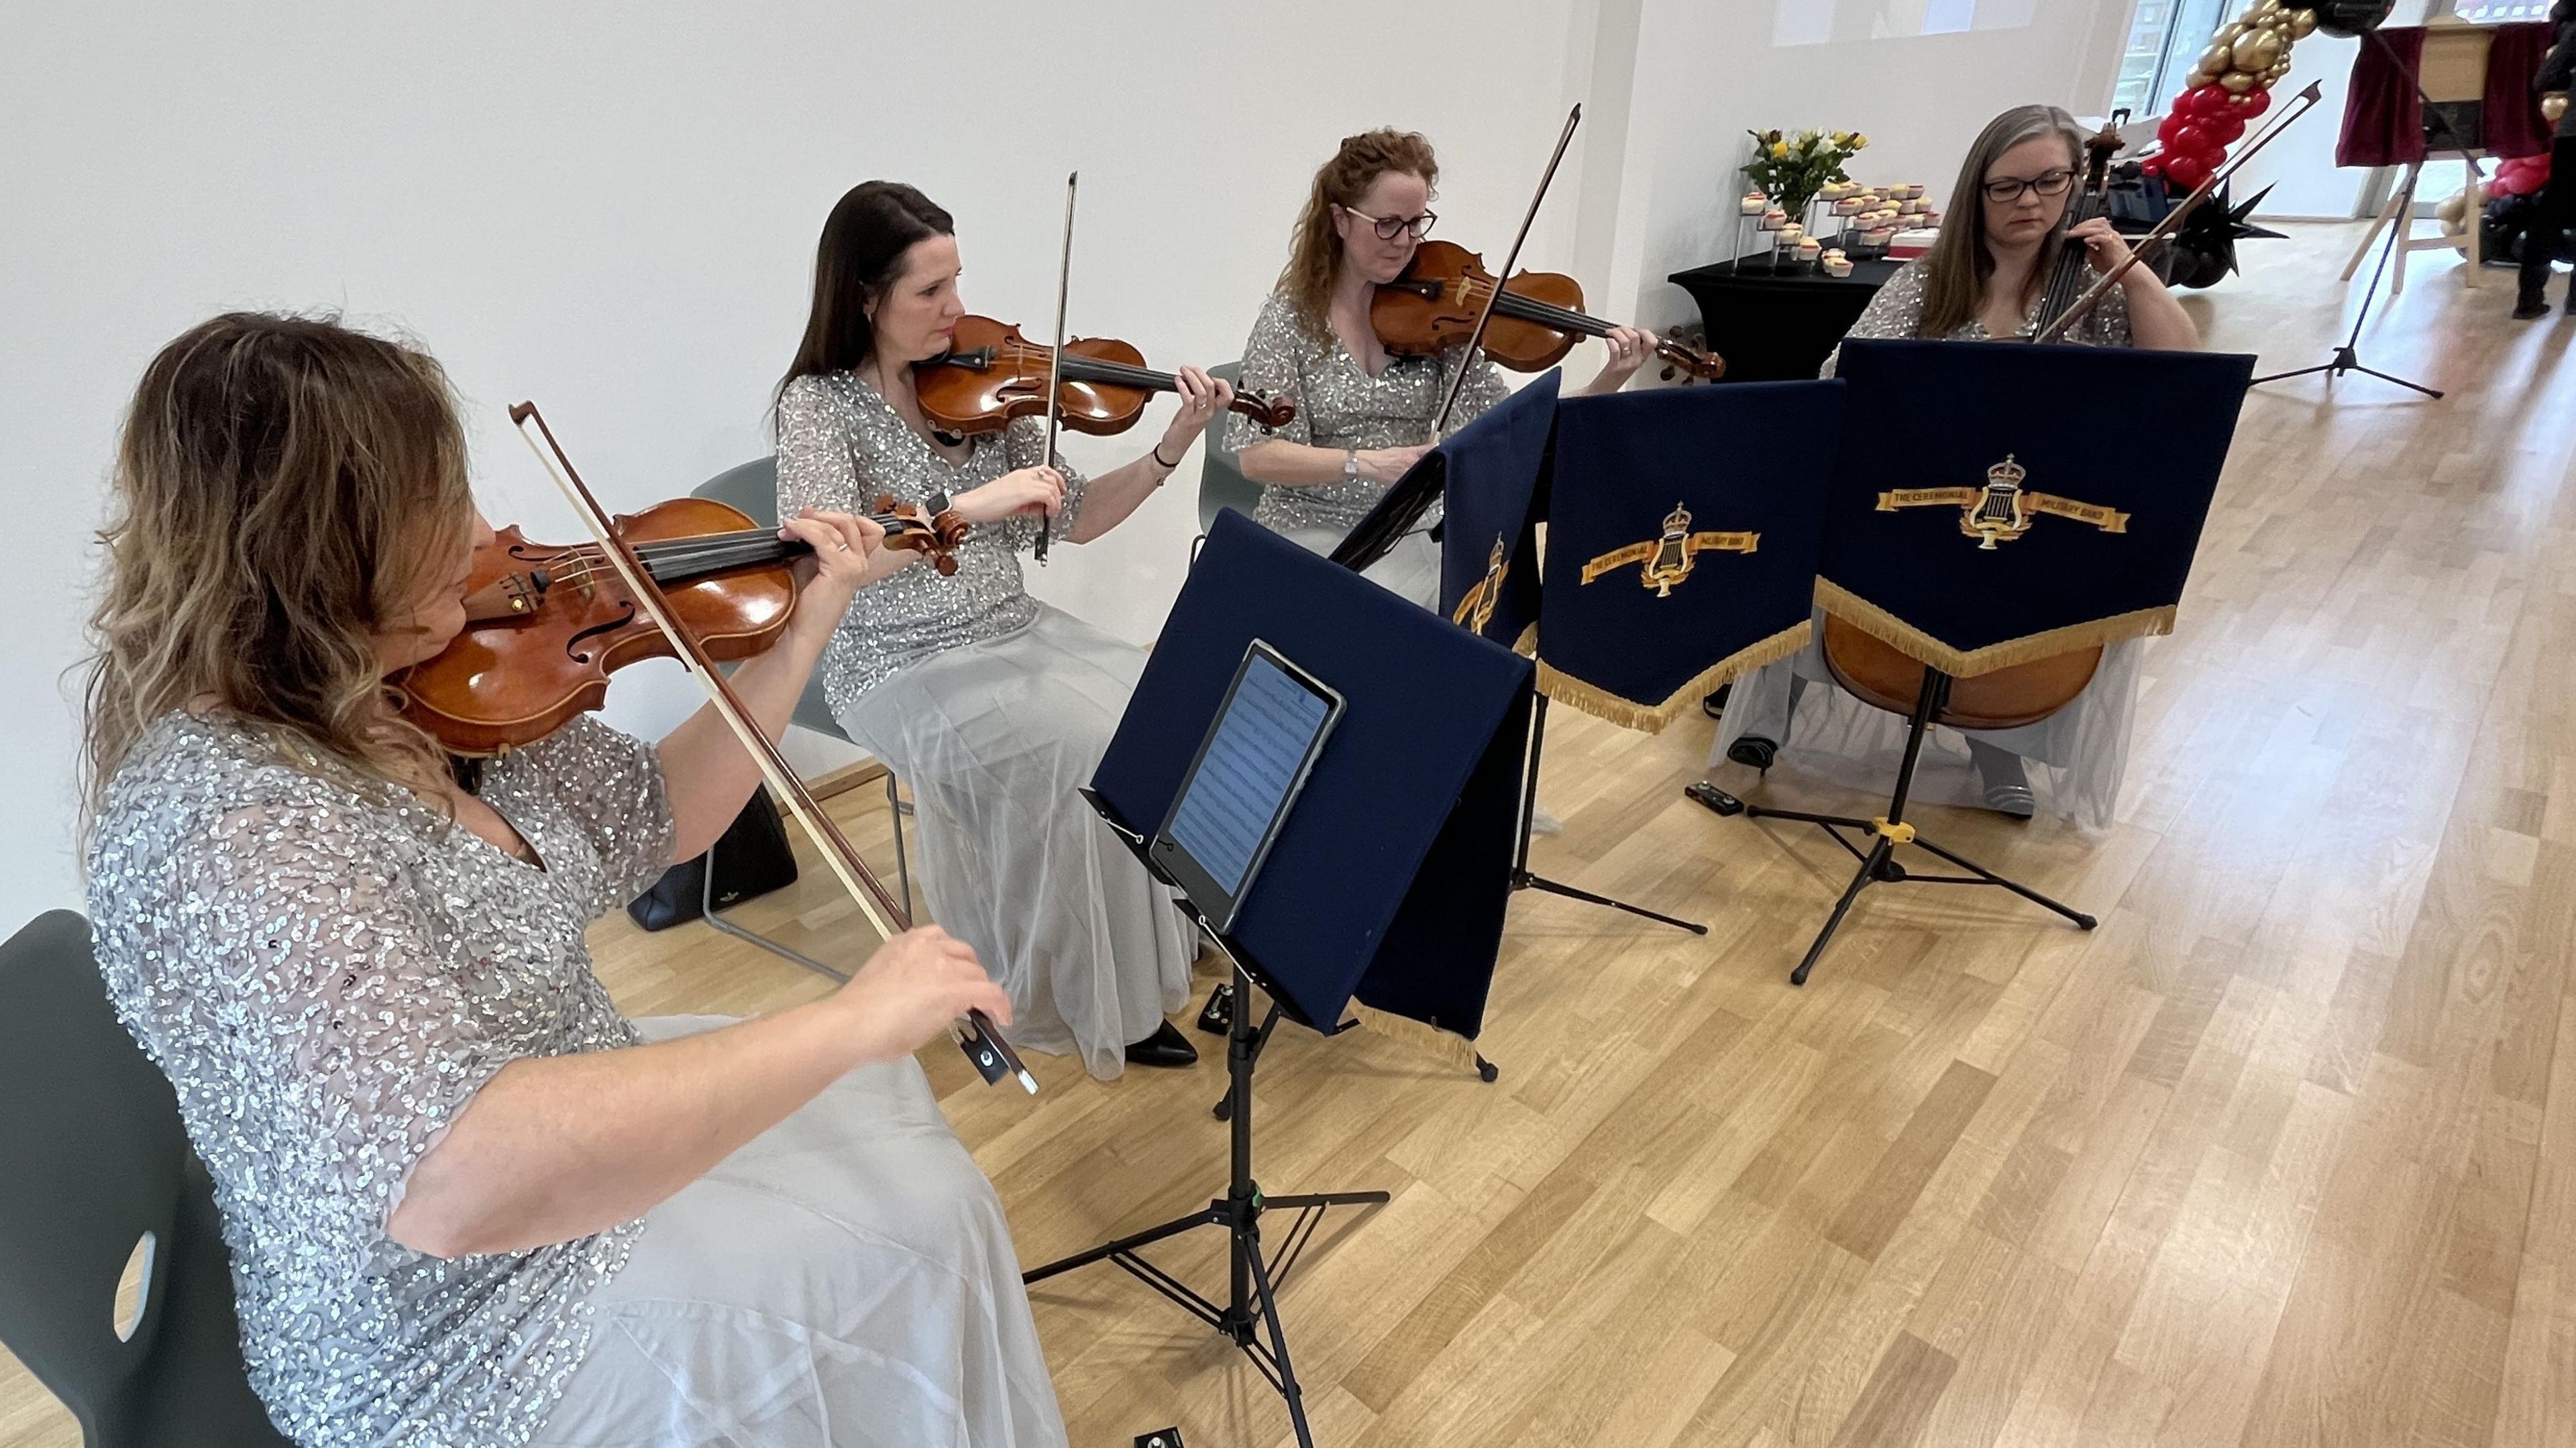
2273, 0, 2394, 38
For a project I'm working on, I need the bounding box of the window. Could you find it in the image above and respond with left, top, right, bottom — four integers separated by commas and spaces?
2111, 0, 2237, 117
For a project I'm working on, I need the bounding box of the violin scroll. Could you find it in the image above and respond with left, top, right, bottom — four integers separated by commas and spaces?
873, 494, 967, 576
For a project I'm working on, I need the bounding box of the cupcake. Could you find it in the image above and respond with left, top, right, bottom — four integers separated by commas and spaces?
1777, 222, 1805, 245
1794, 237, 1823, 264
1761, 207, 1788, 230
1834, 194, 1865, 215
1821, 252, 1854, 278
1902, 183, 1926, 200
1741, 189, 1768, 215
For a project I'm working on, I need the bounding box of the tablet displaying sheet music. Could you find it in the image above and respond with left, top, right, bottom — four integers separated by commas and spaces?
1151, 639, 1344, 935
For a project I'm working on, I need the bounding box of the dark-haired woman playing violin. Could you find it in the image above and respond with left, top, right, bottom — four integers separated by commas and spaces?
1228, 127, 1656, 608
776, 180, 1228, 1080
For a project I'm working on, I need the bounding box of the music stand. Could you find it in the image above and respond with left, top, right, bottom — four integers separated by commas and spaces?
1693, 339, 2253, 984
2253, 21, 2471, 399
1032, 513, 1533, 1447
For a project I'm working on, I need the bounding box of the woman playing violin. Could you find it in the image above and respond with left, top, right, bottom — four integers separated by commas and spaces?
1719, 105, 2195, 825
83, 313, 1067, 1446
775, 180, 1225, 1079
1228, 127, 1658, 608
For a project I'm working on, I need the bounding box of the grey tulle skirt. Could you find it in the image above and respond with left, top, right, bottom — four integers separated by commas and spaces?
1709, 613, 2145, 829
1275, 523, 1440, 610
533, 1016, 1067, 1448
835, 606, 1194, 1080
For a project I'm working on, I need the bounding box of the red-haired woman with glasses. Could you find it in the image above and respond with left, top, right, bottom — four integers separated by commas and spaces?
1228, 127, 1656, 606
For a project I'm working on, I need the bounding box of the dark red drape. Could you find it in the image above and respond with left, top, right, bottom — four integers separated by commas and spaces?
2338, 24, 2555, 168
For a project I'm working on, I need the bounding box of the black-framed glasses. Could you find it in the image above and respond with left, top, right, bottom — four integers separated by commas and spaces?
1341, 205, 1438, 241
1982, 168, 2076, 203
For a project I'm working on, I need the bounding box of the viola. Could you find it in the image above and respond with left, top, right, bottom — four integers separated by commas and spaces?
397, 494, 967, 757
913, 315, 1296, 439
1371, 239, 1725, 382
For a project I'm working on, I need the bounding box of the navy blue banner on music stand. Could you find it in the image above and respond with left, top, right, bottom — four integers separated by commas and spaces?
1535, 381, 1842, 731
1819, 339, 2254, 675
1437, 370, 1560, 648
1093, 510, 1534, 1040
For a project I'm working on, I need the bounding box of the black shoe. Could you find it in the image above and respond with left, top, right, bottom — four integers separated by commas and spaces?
1125, 1019, 1199, 1068
2515, 294, 2551, 320
1700, 682, 1733, 719
1973, 751, 2037, 820
1726, 734, 1778, 771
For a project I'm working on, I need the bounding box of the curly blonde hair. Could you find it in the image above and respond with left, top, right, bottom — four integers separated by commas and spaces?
83, 312, 474, 815
1277, 127, 1440, 342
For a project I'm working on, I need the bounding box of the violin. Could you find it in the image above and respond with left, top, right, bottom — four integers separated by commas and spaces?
1371, 239, 1726, 382
913, 315, 1297, 439
397, 494, 967, 756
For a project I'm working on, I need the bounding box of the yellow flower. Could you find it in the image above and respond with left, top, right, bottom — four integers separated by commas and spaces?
1770, 141, 1790, 158
1851, 132, 1870, 148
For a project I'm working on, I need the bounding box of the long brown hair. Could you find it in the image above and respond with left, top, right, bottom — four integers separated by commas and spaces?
83, 312, 473, 813
1918, 105, 2085, 339
778, 180, 955, 402
1276, 128, 1439, 342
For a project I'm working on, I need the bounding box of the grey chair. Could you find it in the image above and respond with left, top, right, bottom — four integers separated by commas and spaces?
691, 457, 912, 979
0, 910, 292, 1446
1195, 361, 1263, 554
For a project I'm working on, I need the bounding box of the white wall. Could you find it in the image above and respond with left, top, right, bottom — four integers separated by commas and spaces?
1, 0, 2151, 931
0, 0, 1608, 926
1605, 0, 2141, 332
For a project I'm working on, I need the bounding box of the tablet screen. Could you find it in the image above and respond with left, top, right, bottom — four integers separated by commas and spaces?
1152, 641, 1342, 933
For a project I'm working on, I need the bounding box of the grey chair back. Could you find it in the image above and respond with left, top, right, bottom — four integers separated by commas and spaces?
691, 457, 845, 740
1197, 361, 1264, 534
0, 910, 290, 1445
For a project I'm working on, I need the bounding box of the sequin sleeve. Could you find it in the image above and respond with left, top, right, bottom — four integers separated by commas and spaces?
164, 801, 513, 1241
505, 715, 676, 910
1226, 292, 1317, 453
1820, 260, 1929, 378
998, 415, 1089, 551
775, 376, 863, 520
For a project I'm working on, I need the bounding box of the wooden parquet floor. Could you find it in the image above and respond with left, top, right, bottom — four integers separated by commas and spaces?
9, 221, 2575, 1445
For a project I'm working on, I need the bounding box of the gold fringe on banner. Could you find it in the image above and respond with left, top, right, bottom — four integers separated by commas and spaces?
1351, 1002, 1487, 1074
1534, 620, 1811, 733
1813, 577, 2177, 677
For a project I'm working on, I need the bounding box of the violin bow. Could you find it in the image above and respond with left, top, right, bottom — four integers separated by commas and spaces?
2032, 80, 2322, 345
1428, 103, 1584, 442
509, 402, 1038, 1093
1034, 170, 1077, 565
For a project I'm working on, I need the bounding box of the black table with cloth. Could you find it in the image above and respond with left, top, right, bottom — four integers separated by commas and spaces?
1668, 256, 1902, 383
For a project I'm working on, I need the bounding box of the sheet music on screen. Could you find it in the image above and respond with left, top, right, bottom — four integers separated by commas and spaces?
1165, 655, 1334, 895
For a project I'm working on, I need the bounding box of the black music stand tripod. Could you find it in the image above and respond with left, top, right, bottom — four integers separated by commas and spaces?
2251, 25, 2463, 400
1688, 665, 2096, 985
1512, 694, 1709, 934
1024, 793, 1389, 1448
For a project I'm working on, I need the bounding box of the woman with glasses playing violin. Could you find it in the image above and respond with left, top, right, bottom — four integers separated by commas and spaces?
1227, 127, 1658, 608
775, 182, 1230, 1079
1719, 106, 2194, 827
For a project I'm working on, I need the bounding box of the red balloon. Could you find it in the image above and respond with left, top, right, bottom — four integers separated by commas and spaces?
2140, 156, 2167, 180
2184, 85, 2228, 118
2205, 113, 2247, 145
2163, 121, 2212, 156
2233, 88, 2273, 117
2164, 153, 2213, 190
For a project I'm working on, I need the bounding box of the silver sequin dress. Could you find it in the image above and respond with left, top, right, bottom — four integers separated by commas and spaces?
87, 712, 1068, 1446
1224, 290, 1507, 606
1721, 258, 2145, 828
777, 372, 1194, 1080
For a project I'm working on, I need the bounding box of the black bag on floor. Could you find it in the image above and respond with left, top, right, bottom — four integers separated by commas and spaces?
625, 789, 799, 931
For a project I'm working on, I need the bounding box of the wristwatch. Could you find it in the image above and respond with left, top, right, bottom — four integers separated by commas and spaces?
1343, 449, 1360, 479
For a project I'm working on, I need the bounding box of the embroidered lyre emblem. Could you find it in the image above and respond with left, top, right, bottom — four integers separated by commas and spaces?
1450, 535, 1510, 632
1580, 502, 1759, 598
1875, 454, 2131, 550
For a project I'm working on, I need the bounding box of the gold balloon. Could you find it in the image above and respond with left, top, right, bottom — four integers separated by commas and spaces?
2253, 0, 2282, 13
2266, 60, 2293, 82
2186, 68, 2218, 92
2233, 27, 2284, 71
2201, 40, 2235, 74
2288, 9, 2318, 37
2546, 92, 2571, 123
2220, 68, 2257, 93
